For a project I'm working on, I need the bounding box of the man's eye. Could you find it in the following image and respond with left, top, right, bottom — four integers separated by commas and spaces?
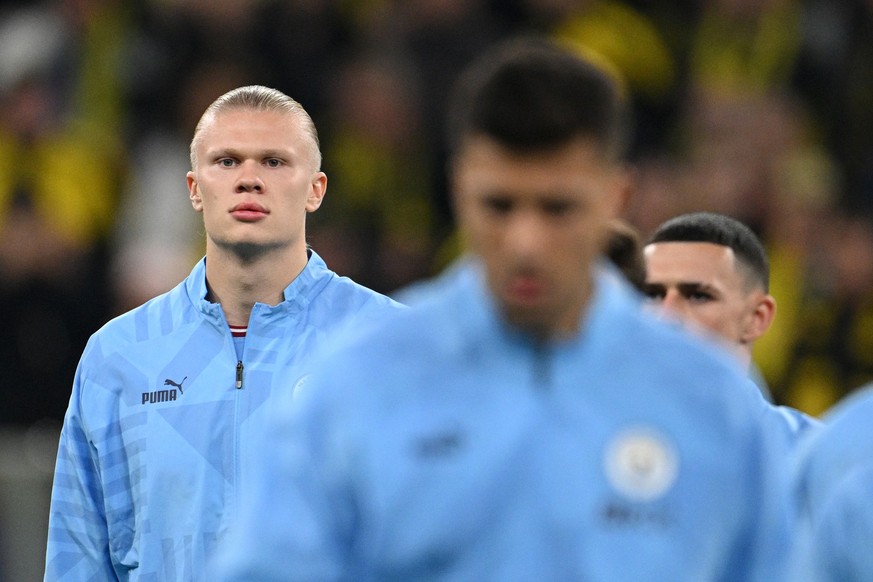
266, 159, 282, 168
686, 291, 714, 303
643, 288, 665, 301
218, 158, 236, 167
483, 197, 513, 214
542, 200, 573, 216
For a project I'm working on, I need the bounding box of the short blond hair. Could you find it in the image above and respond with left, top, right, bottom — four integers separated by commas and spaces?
189, 85, 321, 171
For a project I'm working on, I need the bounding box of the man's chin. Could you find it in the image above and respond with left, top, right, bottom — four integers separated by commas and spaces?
501, 302, 554, 337
215, 240, 285, 263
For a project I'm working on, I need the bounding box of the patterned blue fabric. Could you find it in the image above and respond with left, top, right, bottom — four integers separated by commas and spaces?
45, 251, 403, 581
788, 386, 873, 581
216, 260, 794, 581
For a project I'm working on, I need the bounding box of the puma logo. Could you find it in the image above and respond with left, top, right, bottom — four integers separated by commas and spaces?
164, 376, 187, 394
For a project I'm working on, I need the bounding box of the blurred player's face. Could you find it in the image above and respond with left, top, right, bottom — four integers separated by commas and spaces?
642, 242, 767, 354
453, 136, 626, 339
187, 109, 326, 261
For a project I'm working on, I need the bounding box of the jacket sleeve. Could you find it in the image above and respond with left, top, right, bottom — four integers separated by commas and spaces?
44, 361, 117, 581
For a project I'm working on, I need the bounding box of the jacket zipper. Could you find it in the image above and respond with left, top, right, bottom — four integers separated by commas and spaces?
236, 360, 244, 389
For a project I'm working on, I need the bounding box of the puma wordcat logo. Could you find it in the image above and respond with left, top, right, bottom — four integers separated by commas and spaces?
142, 377, 187, 405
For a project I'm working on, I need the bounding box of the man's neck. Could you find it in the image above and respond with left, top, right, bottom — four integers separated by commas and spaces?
204, 244, 309, 327
737, 345, 753, 372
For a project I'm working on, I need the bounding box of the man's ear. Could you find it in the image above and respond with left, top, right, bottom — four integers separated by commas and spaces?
742, 293, 777, 344
187, 171, 203, 212
306, 172, 327, 213
609, 163, 635, 218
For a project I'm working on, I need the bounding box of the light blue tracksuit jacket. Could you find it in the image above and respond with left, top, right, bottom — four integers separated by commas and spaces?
44, 251, 402, 580
216, 260, 794, 581
788, 385, 873, 581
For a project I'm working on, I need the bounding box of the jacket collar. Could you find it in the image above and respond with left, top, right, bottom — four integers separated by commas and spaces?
449, 258, 636, 352
184, 249, 335, 326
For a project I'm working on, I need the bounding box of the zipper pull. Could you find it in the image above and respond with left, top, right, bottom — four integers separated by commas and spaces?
236, 361, 244, 389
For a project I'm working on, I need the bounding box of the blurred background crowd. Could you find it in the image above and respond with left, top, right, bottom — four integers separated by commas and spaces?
2, 0, 873, 442
1, 0, 873, 577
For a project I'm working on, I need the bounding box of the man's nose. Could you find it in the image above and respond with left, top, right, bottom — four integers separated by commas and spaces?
235, 161, 265, 193
505, 213, 547, 257
659, 289, 686, 315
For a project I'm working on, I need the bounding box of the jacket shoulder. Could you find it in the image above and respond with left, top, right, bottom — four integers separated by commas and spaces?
315, 273, 405, 316
88, 282, 197, 353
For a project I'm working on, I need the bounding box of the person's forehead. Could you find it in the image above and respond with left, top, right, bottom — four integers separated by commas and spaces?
454, 135, 617, 202
644, 241, 741, 285
207, 108, 297, 131
197, 109, 306, 153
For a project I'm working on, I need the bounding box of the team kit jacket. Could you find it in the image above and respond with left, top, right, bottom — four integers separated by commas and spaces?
788, 386, 873, 581
44, 251, 402, 580
217, 262, 795, 581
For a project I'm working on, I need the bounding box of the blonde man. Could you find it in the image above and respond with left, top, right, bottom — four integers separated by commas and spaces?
45, 86, 402, 580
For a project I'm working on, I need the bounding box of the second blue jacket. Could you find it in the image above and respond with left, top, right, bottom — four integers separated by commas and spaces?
217, 261, 793, 581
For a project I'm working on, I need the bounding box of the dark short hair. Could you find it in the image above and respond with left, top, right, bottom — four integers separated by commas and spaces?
647, 212, 770, 292
446, 37, 629, 161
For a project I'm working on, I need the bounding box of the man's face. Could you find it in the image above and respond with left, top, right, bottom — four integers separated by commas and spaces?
453, 136, 625, 338
642, 241, 762, 349
187, 109, 326, 260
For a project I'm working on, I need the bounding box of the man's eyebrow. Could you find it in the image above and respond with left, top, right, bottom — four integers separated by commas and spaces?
206, 148, 239, 159
480, 189, 514, 199
642, 281, 713, 291
206, 148, 292, 158
260, 149, 291, 158
677, 282, 718, 294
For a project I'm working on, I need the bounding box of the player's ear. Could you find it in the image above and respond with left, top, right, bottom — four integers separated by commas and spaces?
448, 156, 474, 227
742, 293, 776, 344
607, 162, 634, 218
187, 172, 203, 212
306, 172, 327, 213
